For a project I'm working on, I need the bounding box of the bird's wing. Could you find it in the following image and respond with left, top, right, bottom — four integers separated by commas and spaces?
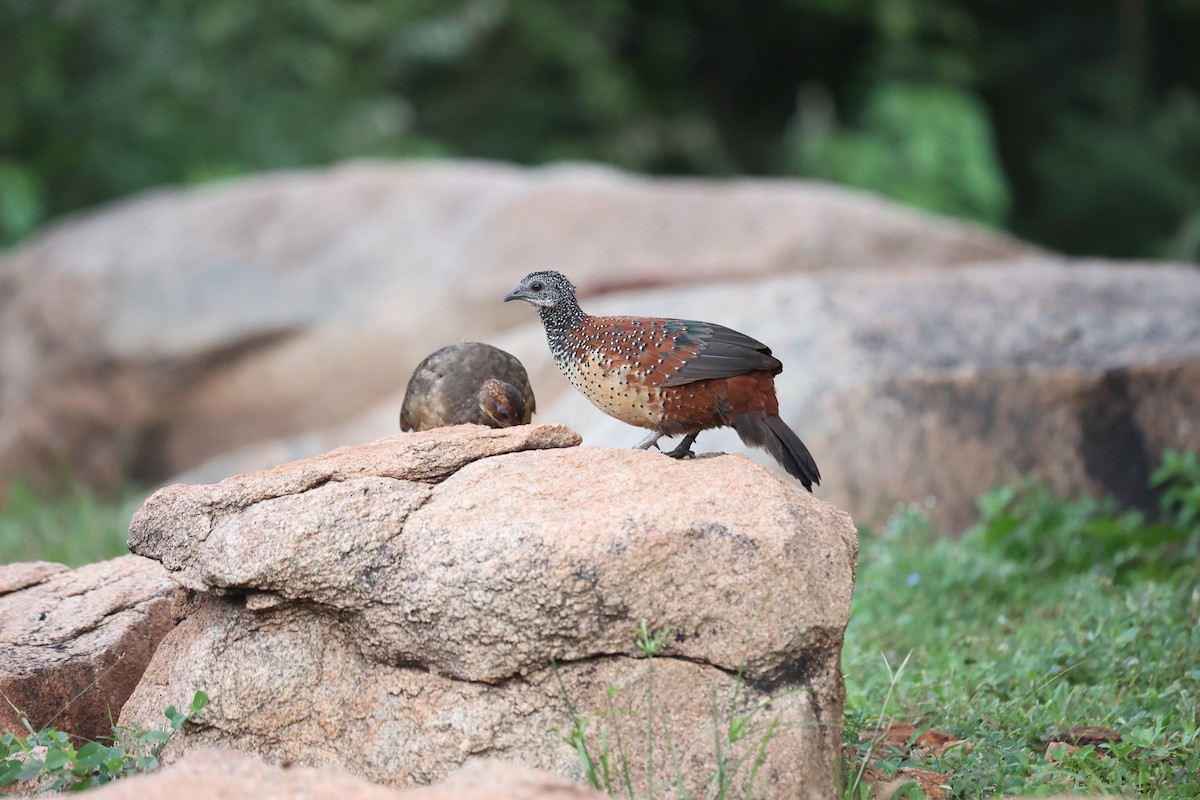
657, 319, 782, 387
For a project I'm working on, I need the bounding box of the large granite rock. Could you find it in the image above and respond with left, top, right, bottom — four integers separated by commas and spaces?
0, 159, 1034, 492
0, 556, 178, 740
120, 425, 858, 799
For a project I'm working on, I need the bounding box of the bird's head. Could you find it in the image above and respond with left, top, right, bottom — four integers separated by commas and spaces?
503, 271, 577, 310
478, 378, 529, 427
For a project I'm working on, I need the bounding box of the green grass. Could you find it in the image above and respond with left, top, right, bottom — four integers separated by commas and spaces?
843, 453, 1200, 797
0, 477, 144, 566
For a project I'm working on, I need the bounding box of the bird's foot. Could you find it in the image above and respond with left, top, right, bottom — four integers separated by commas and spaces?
634, 432, 664, 451
664, 433, 699, 460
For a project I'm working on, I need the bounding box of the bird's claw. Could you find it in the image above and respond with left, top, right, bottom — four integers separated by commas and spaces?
663, 433, 699, 460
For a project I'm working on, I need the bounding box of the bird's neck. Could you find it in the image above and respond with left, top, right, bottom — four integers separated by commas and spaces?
537, 300, 585, 337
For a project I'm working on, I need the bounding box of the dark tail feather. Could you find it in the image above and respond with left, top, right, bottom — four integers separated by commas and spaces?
732, 413, 821, 492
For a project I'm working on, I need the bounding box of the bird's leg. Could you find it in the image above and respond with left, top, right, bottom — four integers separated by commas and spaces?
664, 433, 699, 459
634, 431, 664, 451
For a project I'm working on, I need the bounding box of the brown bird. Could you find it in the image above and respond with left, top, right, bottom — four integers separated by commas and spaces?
399, 342, 536, 431
504, 271, 820, 490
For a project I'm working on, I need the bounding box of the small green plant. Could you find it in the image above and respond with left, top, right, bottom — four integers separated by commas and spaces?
0, 691, 208, 792
1152, 449, 1200, 532
557, 616, 793, 799
840, 651, 912, 799
634, 619, 670, 657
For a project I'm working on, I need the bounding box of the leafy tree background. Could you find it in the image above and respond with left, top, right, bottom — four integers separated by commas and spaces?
3, 0, 1199, 260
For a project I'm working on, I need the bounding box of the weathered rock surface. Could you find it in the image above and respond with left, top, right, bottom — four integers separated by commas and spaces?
0, 556, 178, 740
496, 258, 1200, 530
0, 159, 1034, 492
67, 750, 606, 800
0, 561, 69, 593
121, 425, 858, 799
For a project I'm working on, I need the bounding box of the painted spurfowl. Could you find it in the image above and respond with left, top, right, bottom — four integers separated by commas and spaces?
504, 271, 820, 491
399, 342, 535, 431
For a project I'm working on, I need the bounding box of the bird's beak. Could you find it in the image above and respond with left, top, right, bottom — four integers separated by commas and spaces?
503, 286, 526, 302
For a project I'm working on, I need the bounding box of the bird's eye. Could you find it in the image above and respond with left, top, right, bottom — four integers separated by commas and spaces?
530, 281, 544, 292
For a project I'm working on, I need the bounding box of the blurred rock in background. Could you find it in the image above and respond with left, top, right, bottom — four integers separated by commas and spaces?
1, 161, 1195, 528
0, 161, 1031, 498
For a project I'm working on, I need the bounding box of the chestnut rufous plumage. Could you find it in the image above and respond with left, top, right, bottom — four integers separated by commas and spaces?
400, 342, 535, 431
504, 271, 820, 490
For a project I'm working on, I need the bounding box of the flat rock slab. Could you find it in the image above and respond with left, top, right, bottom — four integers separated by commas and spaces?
0, 561, 69, 593
0, 159, 1034, 492
65, 749, 605, 800
0, 556, 178, 740
122, 424, 857, 799
504, 259, 1200, 529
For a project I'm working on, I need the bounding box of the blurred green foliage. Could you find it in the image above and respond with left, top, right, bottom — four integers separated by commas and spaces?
789, 82, 1011, 226
2, 0, 1199, 259
0, 475, 143, 566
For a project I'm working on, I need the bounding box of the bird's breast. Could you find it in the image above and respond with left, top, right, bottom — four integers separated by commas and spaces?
552, 348, 665, 429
